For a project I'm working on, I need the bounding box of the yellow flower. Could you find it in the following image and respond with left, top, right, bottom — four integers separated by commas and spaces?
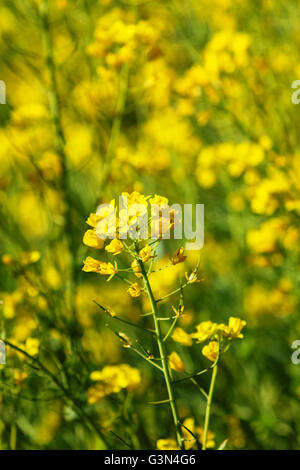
221, 317, 246, 339
98, 261, 118, 281
156, 438, 180, 450
14, 369, 28, 385
139, 244, 151, 262
83, 229, 105, 249
83, 257, 118, 281
88, 364, 141, 403
82, 256, 101, 273
25, 337, 39, 356
191, 321, 218, 343
202, 341, 219, 362
170, 247, 187, 265
122, 191, 149, 208
131, 259, 142, 278
56, 0, 68, 9
20, 251, 41, 265
168, 351, 185, 372
105, 239, 124, 255
171, 327, 192, 346
86, 213, 102, 228
96, 214, 118, 239
2, 254, 13, 265
127, 282, 142, 298
182, 417, 197, 450
149, 194, 169, 205
196, 167, 217, 188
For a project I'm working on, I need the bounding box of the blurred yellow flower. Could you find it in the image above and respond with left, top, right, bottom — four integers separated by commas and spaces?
171, 327, 192, 346
14, 369, 28, 385
168, 351, 185, 373
156, 438, 180, 450
2, 254, 13, 265
88, 364, 141, 403
82, 257, 117, 281
25, 338, 39, 356
83, 229, 105, 249
202, 341, 219, 362
98, 261, 118, 281
191, 321, 218, 343
82, 256, 101, 273
221, 317, 246, 339
127, 282, 142, 298
86, 213, 102, 228
149, 195, 169, 205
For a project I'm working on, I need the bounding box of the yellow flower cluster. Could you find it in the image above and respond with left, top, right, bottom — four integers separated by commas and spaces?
87, 13, 158, 68
171, 317, 246, 363
171, 327, 193, 347
88, 364, 141, 404
192, 317, 246, 343
7, 337, 40, 361
196, 141, 265, 189
82, 257, 118, 281
82, 192, 179, 285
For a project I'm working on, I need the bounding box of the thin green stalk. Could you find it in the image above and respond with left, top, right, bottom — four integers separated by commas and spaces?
109, 430, 133, 450
130, 347, 164, 373
10, 424, 17, 450
202, 365, 218, 450
138, 259, 184, 449
112, 330, 163, 373
93, 300, 156, 334
163, 316, 178, 342
173, 363, 216, 384
156, 282, 189, 303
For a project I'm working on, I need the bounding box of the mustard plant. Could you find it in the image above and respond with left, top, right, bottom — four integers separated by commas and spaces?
82, 192, 246, 450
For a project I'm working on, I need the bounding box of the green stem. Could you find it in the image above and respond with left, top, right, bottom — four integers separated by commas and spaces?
155, 282, 189, 303
163, 316, 178, 342
130, 347, 164, 373
173, 362, 216, 384
202, 365, 218, 450
93, 300, 155, 334
138, 259, 184, 449
112, 330, 163, 372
